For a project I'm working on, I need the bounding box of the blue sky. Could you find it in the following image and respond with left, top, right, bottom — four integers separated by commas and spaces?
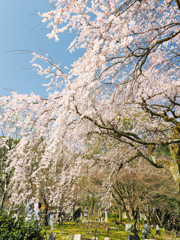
0, 0, 79, 98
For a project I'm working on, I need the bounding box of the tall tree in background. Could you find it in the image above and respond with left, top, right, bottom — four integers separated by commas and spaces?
0, 0, 180, 205
112, 160, 179, 228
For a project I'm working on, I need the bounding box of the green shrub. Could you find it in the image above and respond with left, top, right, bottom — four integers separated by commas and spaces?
0, 210, 45, 240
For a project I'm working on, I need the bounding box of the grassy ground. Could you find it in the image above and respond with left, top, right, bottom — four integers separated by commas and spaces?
43, 219, 180, 240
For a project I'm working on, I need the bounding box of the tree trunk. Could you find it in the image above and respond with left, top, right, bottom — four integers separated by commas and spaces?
177, 184, 180, 210
119, 207, 122, 222
90, 194, 95, 220
58, 210, 61, 226
0, 179, 8, 210
43, 197, 48, 226
57, 207, 63, 226
0, 190, 7, 210
132, 208, 139, 232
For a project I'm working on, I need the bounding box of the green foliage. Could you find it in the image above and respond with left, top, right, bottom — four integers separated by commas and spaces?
123, 119, 133, 131
81, 194, 100, 209
0, 210, 45, 240
158, 144, 172, 158
151, 193, 179, 210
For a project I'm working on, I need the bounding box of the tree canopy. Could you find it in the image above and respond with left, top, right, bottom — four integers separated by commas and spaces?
0, 0, 180, 205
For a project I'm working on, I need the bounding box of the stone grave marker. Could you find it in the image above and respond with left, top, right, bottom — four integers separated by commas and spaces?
156, 224, 160, 234
125, 223, 133, 232
142, 223, 150, 239
143, 224, 150, 233
127, 235, 134, 240
105, 210, 108, 222
83, 209, 88, 221
49, 213, 56, 227
48, 232, 55, 240
74, 234, 82, 240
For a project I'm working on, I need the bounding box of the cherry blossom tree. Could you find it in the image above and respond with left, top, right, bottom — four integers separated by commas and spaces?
0, 0, 180, 207
0, 138, 19, 209
35, 0, 180, 189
